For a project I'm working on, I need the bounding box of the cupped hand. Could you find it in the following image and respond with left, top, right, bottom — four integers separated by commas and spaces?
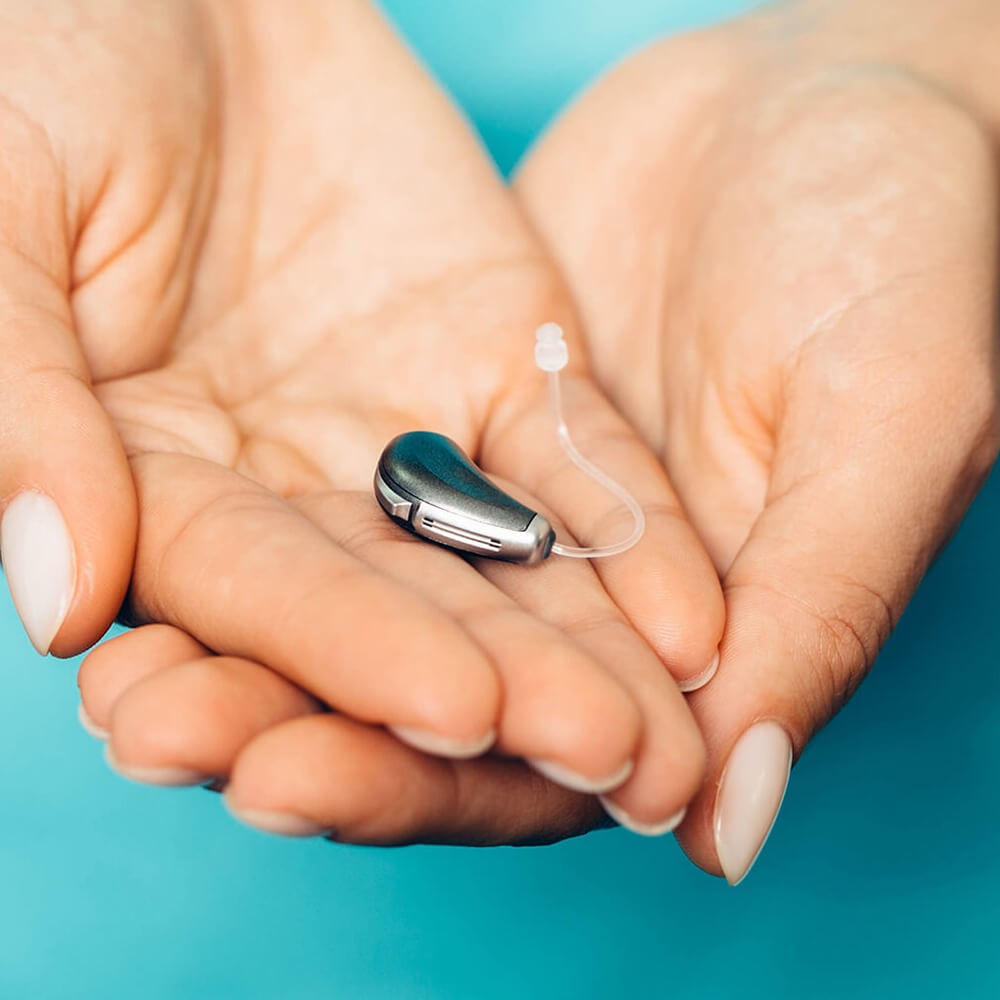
99, 1, 1000, 875
2, 1, 726, 832
516, 1, 1000, 880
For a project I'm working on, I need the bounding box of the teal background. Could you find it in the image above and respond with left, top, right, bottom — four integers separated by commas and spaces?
3, 1, 999, 997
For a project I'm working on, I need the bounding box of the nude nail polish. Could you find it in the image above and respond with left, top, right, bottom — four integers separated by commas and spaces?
390, 725, 496, 760
78, 703, 109, 741
713, 720, 792, 886
599, 796, 687, 837
678, 651, 720, 693
531, 756, 634, 795
225, 797, 332, 839
104, 744, 209, 787
1, 492, 75, 655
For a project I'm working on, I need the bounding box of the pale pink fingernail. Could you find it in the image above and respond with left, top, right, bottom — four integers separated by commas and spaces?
1, 492, 76, 655
678, 651, 720, 693
104, 744, 208, 787
225, 796, 332, 838
714, 720, 792, 885
78, 703, 109, 741
391, 725, 496, 760
530, 756, 634, 795
599, 797, 687, 837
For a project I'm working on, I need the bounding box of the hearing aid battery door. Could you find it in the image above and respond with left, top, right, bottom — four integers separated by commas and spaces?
375, 431, 555, 565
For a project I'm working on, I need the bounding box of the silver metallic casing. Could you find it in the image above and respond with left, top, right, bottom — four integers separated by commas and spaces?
374, 433, 555, 565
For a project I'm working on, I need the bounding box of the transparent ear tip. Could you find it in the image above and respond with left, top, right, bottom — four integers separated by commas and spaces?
536, 322, 565, 346
534, 322, 568, 372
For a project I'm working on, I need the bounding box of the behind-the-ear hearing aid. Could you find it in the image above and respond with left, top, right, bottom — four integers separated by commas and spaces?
374, 323, 645, 565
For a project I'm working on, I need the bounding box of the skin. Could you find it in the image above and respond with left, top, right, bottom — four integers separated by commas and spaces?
2, 0, 726, 835
516, 0, 1000, 872
72, 0, 1000, 870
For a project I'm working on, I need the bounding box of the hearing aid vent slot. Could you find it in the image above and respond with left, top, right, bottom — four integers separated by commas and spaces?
421, 518, 503, 553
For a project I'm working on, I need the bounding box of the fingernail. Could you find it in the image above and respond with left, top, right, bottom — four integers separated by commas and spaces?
714, 720, 792, 886
678, 651, 720, 693
77, 703, 109, 741
225, 796, 332, 838
530, 756, 634, 795
599, 797, 687, 837
1, 492, 76, 655
390, 725, 496, 760
104, 744, 209, 787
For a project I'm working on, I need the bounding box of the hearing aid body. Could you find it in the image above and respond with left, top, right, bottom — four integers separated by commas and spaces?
375, 432, 556, 565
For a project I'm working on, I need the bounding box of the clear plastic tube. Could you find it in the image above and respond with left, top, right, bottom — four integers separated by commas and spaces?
534, 325, 645, 559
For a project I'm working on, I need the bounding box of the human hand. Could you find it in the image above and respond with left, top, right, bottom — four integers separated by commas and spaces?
8, 1, 724, 831
88, 0, 1000, 874
514, 0, 1000, 880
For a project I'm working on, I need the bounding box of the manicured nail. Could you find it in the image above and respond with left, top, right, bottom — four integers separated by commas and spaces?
391, 725, 496, 760
104, 744, 208, 787
714, 720, 792, 886
678, 651, 720, 693
225, 796, 332, 838
530, 756, 634, 795
1, 492, 75, 655
599, 797, 687, 837
77, 703, 109, 741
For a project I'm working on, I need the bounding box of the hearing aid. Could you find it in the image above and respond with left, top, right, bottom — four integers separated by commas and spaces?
374, 323, 645, 565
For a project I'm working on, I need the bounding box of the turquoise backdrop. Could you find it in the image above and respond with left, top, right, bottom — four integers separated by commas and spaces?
2, 2, 997, 997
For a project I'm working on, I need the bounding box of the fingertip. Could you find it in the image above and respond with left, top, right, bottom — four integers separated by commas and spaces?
600, 701, 706, 835
223, 794, 332, 839
512, 645, 644, 789
105, 655, 321, 781
530, 755, 634, 795
225, 718, 357, 831
106, 678, 206, 777
392, 631, 504, 756
678, 650, 720, 693
77, 701, 109, 742
673, 796, 727, 880
390, 725, 496, 760
2, 392, 139, 658
1, 491, 76, 656
78, 624, 208, 729
628, 552, 726, 689
104, 741, 208, 788
599, 796, 687, 838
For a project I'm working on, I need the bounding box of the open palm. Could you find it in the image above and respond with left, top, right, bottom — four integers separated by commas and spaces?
95, 5, 1000, 881
4, 1, 726, 837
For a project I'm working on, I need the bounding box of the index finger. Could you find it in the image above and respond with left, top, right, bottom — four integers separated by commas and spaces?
482, 366, 725, 690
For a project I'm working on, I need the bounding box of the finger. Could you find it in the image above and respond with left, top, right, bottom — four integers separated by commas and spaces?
77, 621, 608, 844
297, 491, 643, 793
225, 713, 606, 845
104, 655, 321, 787
473, 496, 706, 834
78, 624, 210, 736
126, 452, 501, 755
483, 366, 724, 690
676, 323, 999, 885
0, 122, 136, 656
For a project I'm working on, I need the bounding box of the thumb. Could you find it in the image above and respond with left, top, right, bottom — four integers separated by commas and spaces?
0, 162, 136, 657
675, 343, 999, 885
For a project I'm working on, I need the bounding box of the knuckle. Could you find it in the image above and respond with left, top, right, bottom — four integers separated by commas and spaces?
965, 381, 1000, 479
729, 577, 894, 731
794, 579, 893, 725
